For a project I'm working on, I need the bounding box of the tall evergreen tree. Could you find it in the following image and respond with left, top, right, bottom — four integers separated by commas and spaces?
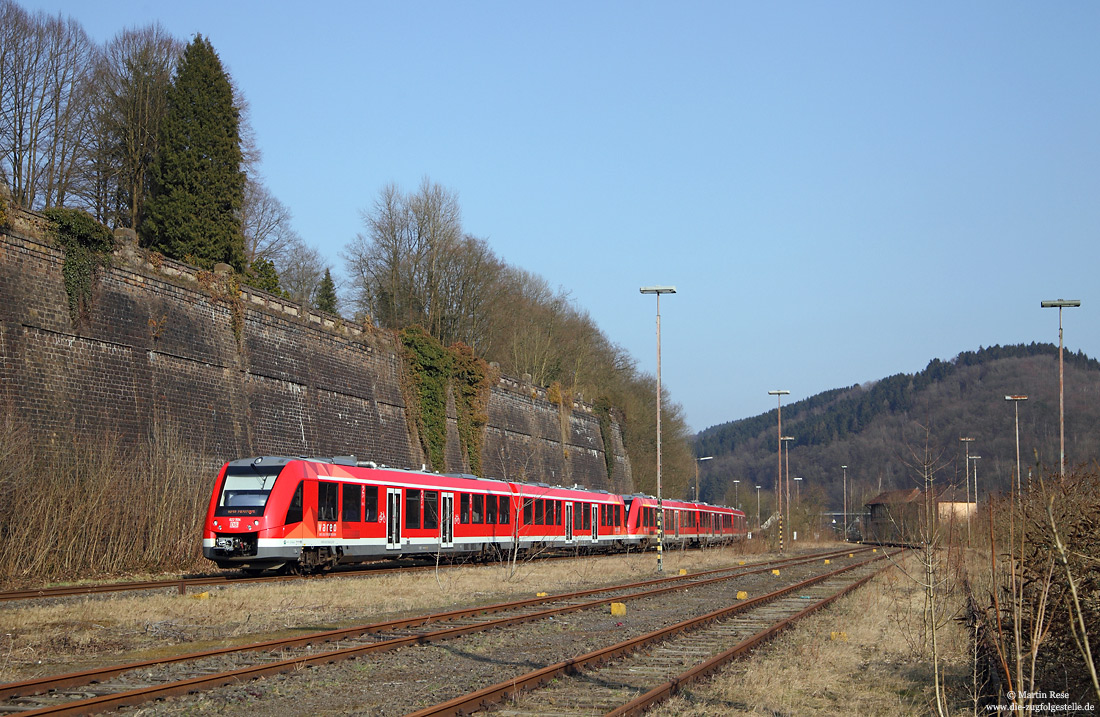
141, 35, 245, 271
315, 268, 338, 314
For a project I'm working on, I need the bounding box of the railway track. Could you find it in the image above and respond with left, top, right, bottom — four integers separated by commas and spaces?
0, 547, 874, 715
0, 552, 581, 604
410, 550, 896, 716
0, 559, 489, 604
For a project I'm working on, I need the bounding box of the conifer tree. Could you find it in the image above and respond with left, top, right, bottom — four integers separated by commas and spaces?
245, 257, 284, 296
141, 35, 245, 271
316, 268, 338, 314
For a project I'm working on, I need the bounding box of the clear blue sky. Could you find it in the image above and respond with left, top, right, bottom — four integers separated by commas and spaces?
24, 1, 1100, 432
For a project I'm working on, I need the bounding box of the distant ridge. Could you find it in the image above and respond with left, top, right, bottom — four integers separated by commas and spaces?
694, 344, 1100, 512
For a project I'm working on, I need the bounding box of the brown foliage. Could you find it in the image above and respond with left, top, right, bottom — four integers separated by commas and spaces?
986, 469, 1100, 704
0, 408, 212, 586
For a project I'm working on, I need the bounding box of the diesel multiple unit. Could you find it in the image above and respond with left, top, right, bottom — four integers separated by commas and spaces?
203, 456, 747, 573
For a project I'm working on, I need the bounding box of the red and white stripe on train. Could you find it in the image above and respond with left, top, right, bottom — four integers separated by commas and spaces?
202, 456, 748, 573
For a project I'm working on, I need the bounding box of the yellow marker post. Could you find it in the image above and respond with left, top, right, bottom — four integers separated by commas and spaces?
737, 591, 748, 600
824, 559, 830, 565
679, 568, 687, 576
611, 602, 626, 616
536, 592, 548, 597
772, 569, 780, 576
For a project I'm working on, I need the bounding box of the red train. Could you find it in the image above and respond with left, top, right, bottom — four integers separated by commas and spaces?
202, 456, 748, 573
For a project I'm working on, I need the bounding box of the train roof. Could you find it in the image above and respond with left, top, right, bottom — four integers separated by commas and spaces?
222, 457, 741, 514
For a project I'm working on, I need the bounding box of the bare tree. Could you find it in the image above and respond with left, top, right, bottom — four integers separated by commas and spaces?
1, 2, 96, 209
89, 23, 178, 227
278, 236, 325, 307
345, 179, 467, 339
241, 178, 297, 264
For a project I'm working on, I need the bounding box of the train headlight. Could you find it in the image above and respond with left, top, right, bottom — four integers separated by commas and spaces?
253, 520, 260, 528
213, 520, 220, 529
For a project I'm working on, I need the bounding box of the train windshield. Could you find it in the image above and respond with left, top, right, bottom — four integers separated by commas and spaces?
215, 464, 285, 517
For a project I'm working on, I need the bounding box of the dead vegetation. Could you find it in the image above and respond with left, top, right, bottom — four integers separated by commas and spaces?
970, 468, 1100, 709
0, 406, 213, 587
650, 554, 972, 716
0, 545, 764, 683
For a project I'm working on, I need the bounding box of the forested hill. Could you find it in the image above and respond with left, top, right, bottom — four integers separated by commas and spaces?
694, 344, 1100, 513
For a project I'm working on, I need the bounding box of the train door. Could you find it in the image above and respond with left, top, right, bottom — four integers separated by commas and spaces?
440, 492, 454, 549
564, 502, 574, 544
674, 509, 681, 539
590, 504, 598, 543
386, 488, 402, 550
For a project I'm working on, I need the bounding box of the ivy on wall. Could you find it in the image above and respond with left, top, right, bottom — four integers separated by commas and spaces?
547, 380, 571, 469
400, 326, 494, 474
42, 208, 114, 324
451, 342, 495, 477
594, 395, 617, 485
197, 269, 244, 350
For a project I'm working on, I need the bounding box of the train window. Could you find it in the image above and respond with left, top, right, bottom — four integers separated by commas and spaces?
460, 493, 471, 524
534, 499, 545, 525
616, 505, 622, 526
583, 504, 591, 530
499, 496, 510, 525
473, 494, 484, 524
342, 484, 362, 522
318, 481, 338, 522
553, 500, 561, 526
485, 494, 497, 524
573, 502, 583, 530
364, 486, 378, 522
523, 498, 533, 525
284, 482, 303, 525
215, 465, 285, 517
424, 491, 439, 530
405, 490, 421, 530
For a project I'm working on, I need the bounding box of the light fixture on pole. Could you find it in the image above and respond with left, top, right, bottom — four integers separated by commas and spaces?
768, 390, 790, 552
793, 476, 802, 505
1005, 395, 1028, 497
732, 479, 741, 509
640, 285, 676, 573
781, 435, 794, 536
694, 456, 713, 502
756, 485, 762, 531
1041, 299, 1081, 477
841, 464, 848, 542
960, 437, 975, 546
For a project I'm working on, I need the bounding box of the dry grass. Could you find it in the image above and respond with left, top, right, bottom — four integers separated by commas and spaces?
0, 412, 212, 587
649, 553, 972, 716
0, 543, 783, 683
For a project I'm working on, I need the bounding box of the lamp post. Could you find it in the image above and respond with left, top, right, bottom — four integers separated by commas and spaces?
768, 390, 790, 552
640, 285, 676, 572
756, 485, 762, 531
1041, 299, 1081, 477
960, 437, 975, 546
794, 476, 802, 505
841, 465, 848, 542
694, 456, 713, 502
1005, 395, 1028, 497
732, 479, 741, 509
781, 435, 794, 536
